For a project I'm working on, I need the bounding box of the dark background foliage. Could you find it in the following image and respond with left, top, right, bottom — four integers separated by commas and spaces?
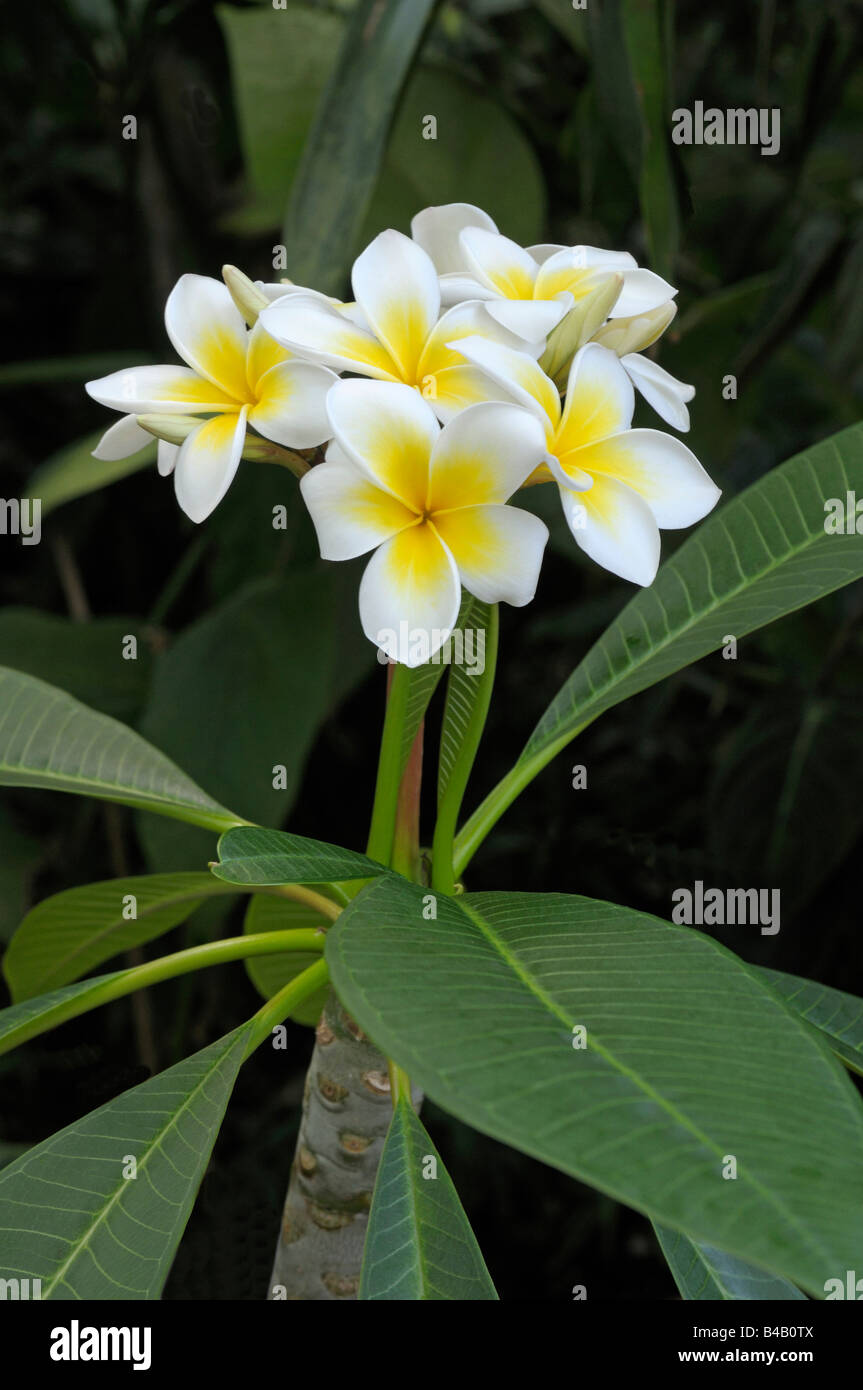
1, 0, 862, 1300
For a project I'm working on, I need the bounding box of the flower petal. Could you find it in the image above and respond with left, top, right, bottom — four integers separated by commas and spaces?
158, 441, 179, 477
411, 203, 499, 274
432, 503, 548, 606
534, 249, 623, 305
359, 524, 461, 667
165, 274, 250, 400
86, 365, 238, 414
325, 379, 438, 511
352, 230, 440, 382
245, 318, 293, 393
449, 334, 561, 428
561, 475, 660, 586
438, 272, 496, 306
249, 361, 337, 447
613, 268, 677, 318
300, 453, 417, 560
570, 428, 720, 528
554, 344, 634, 465
91, 414, 152, 460
484, 297, 569, 343
173, 408, 247, 523
420, 299, 541, 379
424, 364, 520, 423
620, 353, 695, 431
429, 400, 549, 511
459, 227, 539, 299
259, 294, 398, 380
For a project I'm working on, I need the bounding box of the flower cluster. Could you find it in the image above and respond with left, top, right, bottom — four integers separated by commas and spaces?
86, 203, 720, 665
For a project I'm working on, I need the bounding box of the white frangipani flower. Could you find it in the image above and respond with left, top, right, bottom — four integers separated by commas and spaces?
300, 381, 550, 666
86, 274, 336, 522
412, 202, 694, 429
453, 336, 720, 586
259, 230, 535, 424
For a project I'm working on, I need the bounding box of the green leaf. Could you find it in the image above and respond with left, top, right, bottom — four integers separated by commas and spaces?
437, 594, 493, 807
137, 571, 370, 873
654, 1224, 806, 1301
243, 893, 330, 1026
327, 879, 863, 1296
0, 1026, 249, 1298
0, 352, 151, 389
0, 808, 42, 945
0, 667, 244, 831
0, 610, 153, 719
216, 3, 342, 236
525, 423, 863, 766
29, 429, 155, 517
280, 0, 439, 295
759, 969, 863, 1078
4, 873, 240, 1001
620, 0, 679, 281
360, 1095, 498, 1300
213, 826, 386, 887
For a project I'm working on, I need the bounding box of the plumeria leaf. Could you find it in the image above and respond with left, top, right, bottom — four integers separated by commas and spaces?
212, 826, 386, 886
0, 1025, 250, 1298
29, 429, 155, 516
243, 893, 331, 1025
0, 667, 246, 831
759, 968, 863, 1078
327, 877, 863, 1297
470, 422, 863, 846
0, 610, 153, 721
653, 1224, 806, 1301
4, 873, 241, 1002
437, 594, 493, 808
279, 0, 439, 295
360, 1095, 498, 1301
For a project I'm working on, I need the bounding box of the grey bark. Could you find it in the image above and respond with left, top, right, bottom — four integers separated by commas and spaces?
268, 990, 420, 1300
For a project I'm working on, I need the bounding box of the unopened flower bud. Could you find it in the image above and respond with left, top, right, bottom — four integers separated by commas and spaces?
593, 300, 677, 357
222, 264, 270, 325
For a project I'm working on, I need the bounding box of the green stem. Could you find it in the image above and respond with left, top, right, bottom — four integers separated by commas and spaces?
0, 930, 325, 1057
431, 605, 499, 894
259, 883, 343, 920
244, 957, 330, 1057
365, 661, 411, 864
452, 722, 589, 881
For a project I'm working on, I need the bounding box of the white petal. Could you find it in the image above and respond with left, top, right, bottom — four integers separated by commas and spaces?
555, 344, 634, 460
621, 353, 695, 431
444, 332, 559, 425
249, 361, 337, 447
571, 428, 720, 528
91, 414, 151, 461
300, 454, 416, 560
612, 268, 677, 318
438, 272, 496, 306
351, 230, 440, 381
429, 401, 549, 509
86, 365, 237, 413
433, 504, 548, 607
359, 525, 461, 667
573, 246, 638, 271
164, 274, 249, 399
484, 298, 569, 342
260, 294, 398, 380
173, 408, 247, 523
158, 441, 179, 477
411, 203, 499, 274
526, 243, 567, 264
325, 379, 438, 510
459, 227, 539, 298
561, 475, 660, 586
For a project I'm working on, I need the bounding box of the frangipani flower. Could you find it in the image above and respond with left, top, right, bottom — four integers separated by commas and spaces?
300, 381, 550, 666
86, 274, 336, 522
412, 202, 694, 429
259, 231, 532, 424
454, 337, 720, 586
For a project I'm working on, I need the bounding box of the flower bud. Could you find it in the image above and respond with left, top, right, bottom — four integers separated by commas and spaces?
540, 274, 623, 386
593, 300, 677, 357
222, 264, 270, 325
